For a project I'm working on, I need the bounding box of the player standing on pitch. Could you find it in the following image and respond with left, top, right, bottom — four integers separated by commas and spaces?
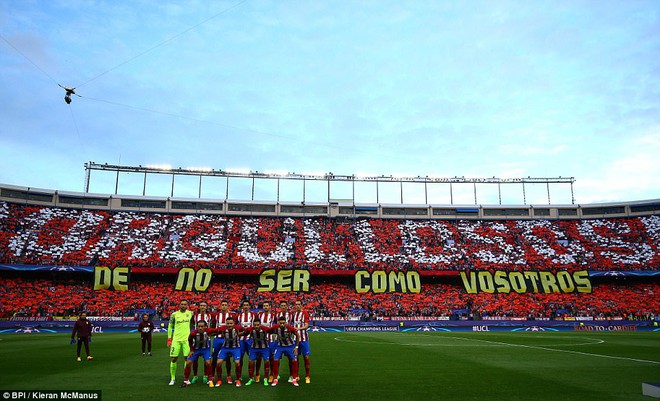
237, 300, 255, 382
214, 317, 245, 387
293, 300, 312, 383
167, 300, 194, 386
243, 318, 272, 386
277, 300, 294, 380
71, 312, 94, 361
211, 300, 235, 384
257, 301, 276, 384
138, 313, 154, 356
181, 321, 217, 387
191, 301, 213, 384
270, 315, 300, 387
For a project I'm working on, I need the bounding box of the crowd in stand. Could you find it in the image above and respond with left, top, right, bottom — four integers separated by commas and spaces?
1, 201, 658, 320
1, 277, 657, 320
0, 200, 658, 271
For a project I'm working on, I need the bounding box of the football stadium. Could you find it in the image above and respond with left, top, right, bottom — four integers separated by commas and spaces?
0, 175, 659, 400
2, 1, 660, 401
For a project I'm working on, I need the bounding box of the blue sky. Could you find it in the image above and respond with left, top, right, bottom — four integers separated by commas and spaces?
1, 0, 659, 205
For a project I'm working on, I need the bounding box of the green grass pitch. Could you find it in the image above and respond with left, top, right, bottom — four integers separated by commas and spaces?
1, 332, 658, 400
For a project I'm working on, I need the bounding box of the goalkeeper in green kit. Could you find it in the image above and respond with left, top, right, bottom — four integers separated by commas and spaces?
167, 300, 194, 385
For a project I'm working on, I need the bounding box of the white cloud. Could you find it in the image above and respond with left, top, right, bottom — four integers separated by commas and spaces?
576, 129, 660, 203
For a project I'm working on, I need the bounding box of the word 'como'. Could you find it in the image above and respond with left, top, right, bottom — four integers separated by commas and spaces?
355, 270, 421, 293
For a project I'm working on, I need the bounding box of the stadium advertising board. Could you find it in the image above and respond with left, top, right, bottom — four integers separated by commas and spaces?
460, 270, 591, 294
344, 325, 400, 332
573, 324, 638, 332
1, 319, 655, 334
9, 317, 47, 321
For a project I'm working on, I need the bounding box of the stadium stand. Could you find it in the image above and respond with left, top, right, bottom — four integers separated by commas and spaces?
1, 277, 658, 320
1, 199, 659, 321
0, 201, 658, 271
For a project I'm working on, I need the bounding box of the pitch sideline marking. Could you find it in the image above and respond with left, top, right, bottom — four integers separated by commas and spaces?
443, 334, 606, 347
333, 336, 497, 347
421, 334, 660, 366
333, 333, 604, 348
334, 333, 660, 365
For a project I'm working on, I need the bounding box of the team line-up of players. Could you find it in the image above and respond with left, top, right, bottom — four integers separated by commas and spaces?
160, 299, 311, 388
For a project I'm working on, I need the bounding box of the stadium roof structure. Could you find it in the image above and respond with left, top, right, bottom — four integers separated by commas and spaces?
85, 161, 575, 205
